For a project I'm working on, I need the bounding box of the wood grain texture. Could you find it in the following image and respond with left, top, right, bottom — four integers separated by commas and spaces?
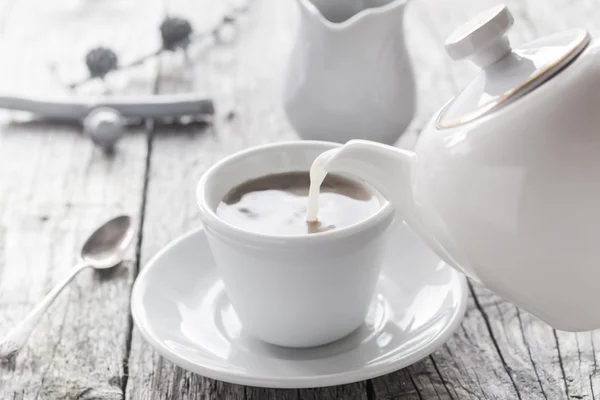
125, 1, 310, 398
1, 0, 599, 399
0, 0, 161, 398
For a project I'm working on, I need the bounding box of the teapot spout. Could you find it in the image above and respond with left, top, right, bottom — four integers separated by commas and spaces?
323, 140, 418, 224
322, 140, 460, 269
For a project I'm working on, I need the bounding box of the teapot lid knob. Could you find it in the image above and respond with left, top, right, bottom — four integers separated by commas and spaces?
437, 5, 590, 130
444, 4, 514, 68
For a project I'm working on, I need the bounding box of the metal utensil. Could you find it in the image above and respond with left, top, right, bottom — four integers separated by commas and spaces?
0, 215, 136, 360
0, 93, 215, 150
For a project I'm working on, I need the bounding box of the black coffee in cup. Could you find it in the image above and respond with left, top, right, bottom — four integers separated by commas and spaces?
216, 171, 380, 235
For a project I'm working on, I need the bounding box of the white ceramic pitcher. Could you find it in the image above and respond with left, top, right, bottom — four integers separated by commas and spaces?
283, 0, 415, 145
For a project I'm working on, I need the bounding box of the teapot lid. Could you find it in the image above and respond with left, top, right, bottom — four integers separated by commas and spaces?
437, 4, 590, 129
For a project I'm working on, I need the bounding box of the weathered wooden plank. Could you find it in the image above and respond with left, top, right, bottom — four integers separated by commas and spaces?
126, 0, 303, 399
0, 0, 160, 398
298, 382, 367, 400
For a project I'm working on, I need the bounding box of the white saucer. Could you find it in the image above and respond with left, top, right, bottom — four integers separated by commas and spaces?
131, 222, 467, 389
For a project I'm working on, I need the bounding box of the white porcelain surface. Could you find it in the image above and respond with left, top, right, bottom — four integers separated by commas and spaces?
131, 223, 467, 388
317, 7, 600, 332
196, 141, 395, 348
282, 0, 415, 145
444, 4, 514, 65
440, 4, 590, 127
442, 29, 590, 123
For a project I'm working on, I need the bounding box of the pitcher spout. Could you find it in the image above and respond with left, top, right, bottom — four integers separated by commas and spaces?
295, 0, 408, 30
322, 140, 460, 270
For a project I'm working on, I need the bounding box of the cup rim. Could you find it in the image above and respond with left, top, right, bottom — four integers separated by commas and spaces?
195, 140, 395, 245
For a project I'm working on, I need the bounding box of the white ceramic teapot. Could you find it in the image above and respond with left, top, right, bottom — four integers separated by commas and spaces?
318, 4, 600, 332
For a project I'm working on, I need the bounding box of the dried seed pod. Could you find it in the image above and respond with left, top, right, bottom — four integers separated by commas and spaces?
160, 17, 193, 50
85, 47, 118, 78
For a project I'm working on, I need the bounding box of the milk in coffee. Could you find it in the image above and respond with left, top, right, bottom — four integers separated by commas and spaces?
216, 172, 379, 235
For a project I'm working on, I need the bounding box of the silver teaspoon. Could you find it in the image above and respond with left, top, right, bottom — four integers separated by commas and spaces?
0, 215, 136, 360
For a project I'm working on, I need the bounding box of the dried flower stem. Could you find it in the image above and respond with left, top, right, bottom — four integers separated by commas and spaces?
67, 1, 253, 90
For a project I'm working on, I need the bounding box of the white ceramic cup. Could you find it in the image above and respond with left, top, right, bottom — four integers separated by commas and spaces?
196, 141, 395, 348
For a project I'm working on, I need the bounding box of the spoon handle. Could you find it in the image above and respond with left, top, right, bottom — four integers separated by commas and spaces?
0, 262, 88, 360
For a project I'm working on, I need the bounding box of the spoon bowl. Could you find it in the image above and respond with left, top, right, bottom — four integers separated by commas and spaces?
81, 215, 135, 269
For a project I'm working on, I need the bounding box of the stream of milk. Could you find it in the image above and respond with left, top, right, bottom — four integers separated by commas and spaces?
306, 152, 330, 222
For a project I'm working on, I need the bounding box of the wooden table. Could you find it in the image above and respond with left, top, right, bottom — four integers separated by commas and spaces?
0, 0, 598, 398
